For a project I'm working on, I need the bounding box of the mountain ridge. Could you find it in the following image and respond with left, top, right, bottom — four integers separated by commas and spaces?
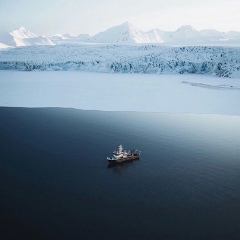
1, 23, 240, 48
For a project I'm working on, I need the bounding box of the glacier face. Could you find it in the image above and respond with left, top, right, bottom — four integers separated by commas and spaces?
0, 44, 239, 78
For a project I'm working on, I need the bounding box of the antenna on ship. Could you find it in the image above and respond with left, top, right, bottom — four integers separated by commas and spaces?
118, 144, 123, 153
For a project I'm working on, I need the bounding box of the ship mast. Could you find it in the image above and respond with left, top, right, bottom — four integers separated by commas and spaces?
118, 145, 123, 153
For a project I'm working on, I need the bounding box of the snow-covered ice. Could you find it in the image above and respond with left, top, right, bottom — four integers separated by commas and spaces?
0, 71, 239, 115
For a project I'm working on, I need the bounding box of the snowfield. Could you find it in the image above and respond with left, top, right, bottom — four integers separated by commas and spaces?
0, 44, 240, 78
0, 71, 239, 115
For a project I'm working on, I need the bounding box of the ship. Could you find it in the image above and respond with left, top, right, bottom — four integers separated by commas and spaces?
107, 145, 141, 164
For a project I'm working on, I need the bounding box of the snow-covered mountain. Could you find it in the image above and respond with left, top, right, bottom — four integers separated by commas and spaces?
200, 29, 227, 39
49, 33, 90, 44
0, 30, 26, 47
0, 27, 55, 48
173, 25, 202, 40
90, 21, 150, 43
89, 23, 236, 44
77, 34, 90, 42
0, 42, 12, 49
227, 31, 240, 39
1, 23, 240, 48
50, 33, 76, 40
10, 26, 37, 39
146, 25, 203, 44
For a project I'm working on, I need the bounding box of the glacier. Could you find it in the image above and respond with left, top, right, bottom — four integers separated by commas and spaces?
0, 44, 240, 78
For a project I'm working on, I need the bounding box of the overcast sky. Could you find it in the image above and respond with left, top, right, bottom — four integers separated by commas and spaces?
0, 0, 240, 36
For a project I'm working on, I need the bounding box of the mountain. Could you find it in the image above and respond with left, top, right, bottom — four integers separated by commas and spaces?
90, 21, 149, 43
49, 33, 90, 44
1, 23, 240, 48
62, 33, 75, 39
10, 26, 37, 39
0, 30, 26, 47
171, 25, 202, 42
147, 29, 173, 43
89, 23, 240, 45
77, 34, 90, 42
0, 27, 55, 48
146, 26, 204, 44
0, 42, 12, 49
200, 29, 227, 41
227, 31, 240, 39
50, 33, 75, 39
146, 29, 164, 43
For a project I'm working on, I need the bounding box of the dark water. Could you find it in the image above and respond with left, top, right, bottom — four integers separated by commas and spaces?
1, 107, 240, 240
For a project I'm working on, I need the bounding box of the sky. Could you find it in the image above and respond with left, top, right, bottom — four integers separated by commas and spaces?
0, 0, 240, 36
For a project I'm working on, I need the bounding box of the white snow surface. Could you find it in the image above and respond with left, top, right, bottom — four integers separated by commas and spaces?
0, 71, 239, 115
0, 44, 240, 78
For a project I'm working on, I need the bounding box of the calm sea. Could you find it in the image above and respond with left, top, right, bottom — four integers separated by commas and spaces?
1, 107, 240, 240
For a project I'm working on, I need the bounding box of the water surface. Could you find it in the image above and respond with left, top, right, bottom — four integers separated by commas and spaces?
1, 107, 240, 240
